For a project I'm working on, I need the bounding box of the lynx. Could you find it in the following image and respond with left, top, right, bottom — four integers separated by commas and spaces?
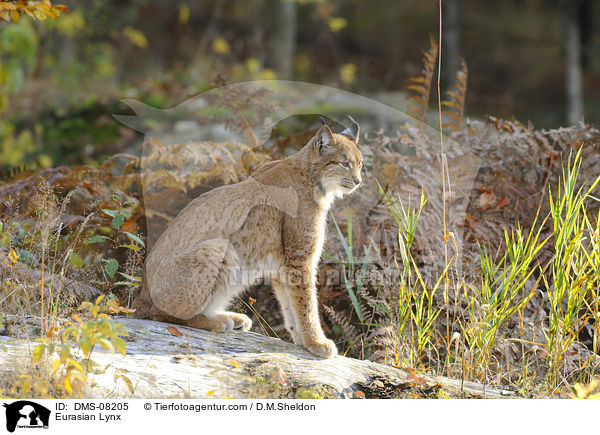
133, 118, 363, 358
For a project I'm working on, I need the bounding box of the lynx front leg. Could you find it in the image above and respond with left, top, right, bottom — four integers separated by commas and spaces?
272, 276, 303, 345
283, 265, 337, 358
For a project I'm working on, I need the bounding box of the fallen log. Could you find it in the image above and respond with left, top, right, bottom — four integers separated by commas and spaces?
0, 316, 515, 399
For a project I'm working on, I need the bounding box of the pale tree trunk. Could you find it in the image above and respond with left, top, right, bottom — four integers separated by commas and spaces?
441, 0, 460, 91
272, 0, 297, 79
565, 2, 584, 125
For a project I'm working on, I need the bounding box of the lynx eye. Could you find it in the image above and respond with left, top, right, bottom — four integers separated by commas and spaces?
358, 161, 363, 169
338, 161, 352, 169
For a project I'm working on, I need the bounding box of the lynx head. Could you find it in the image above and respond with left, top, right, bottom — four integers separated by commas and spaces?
308, 117, 363, 201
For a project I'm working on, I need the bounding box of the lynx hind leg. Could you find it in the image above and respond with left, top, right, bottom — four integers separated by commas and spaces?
148, 238, 241, 323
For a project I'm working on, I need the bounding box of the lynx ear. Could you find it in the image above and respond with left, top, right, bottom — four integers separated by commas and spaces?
314, 124, 335, 154
341, 115, 360, 144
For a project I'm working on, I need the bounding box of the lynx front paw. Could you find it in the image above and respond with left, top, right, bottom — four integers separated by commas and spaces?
305, 338, 338, 358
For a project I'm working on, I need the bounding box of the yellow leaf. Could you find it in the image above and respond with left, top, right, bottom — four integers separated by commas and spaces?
123, 26, 148, 49
178, 3, 190, 25
10, 9, 19, 21
0, 2, 17, 10
119, 374, 134, 393
328, 17, 347, 33
51, 358, 62, 375
259, 68, 277, 80
206, 389, 216, 397
32, 345, 45, 362
229, 359, 240, 369
245, 57, 260, 74
21, 377, 31, 395
8, 249, 18, 264
293, 53, 311, 75
212, 37, 231, 54
340, 63, 356, 85
64, 375, 73, 396
34, 379, 49, 396
33, 8, 47, 20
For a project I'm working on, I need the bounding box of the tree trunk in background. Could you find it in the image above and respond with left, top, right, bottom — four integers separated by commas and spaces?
441, 0, 460, 91
272, 0, 297, 79
565, 2, 584, 125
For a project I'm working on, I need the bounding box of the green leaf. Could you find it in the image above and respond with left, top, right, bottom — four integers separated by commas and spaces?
104, 259, 119, 278
69, 251, 83, 269
112, 214, 126, 229
113, 281, 139, 287
113, 337, 126, 356
87, 235, 109, 244
118, 272, 141, 282
102, 208, 118, 218
16, 248, 38, 266
118, 244, 140, 251
124, 232, 144, 247
79, 335, 92, 356
343, 266, 363, 322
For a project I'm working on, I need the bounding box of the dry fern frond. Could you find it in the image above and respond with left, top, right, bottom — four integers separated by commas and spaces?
323, 304, 359, 340
442, 58, 468, 131
407, 34, 438, 123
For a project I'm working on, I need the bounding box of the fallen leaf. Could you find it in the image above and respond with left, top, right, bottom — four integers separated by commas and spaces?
496, 196, 510, 208
167, 326, 182, 336
477, 192, 497, 209
119, 374, 134, 393
408, 372, 427, 386
373, 379, 385, 388
354, 390, 365, 399
46, 326, 59, 338
122, 218, 137, 233
269, 367, 287, 384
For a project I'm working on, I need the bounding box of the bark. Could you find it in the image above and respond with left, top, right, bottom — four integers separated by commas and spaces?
271, 0, 297, 79
441, 0, 460, 91
565, 1, 584, 125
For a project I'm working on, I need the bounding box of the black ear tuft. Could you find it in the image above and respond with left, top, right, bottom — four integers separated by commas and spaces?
319, 116, 327, 126
341, 115, 360, 144
315, 125, 334, 154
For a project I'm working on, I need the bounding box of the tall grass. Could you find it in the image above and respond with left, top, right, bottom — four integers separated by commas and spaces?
546, 150, 600, 385
372, 149, 600, 391
464, 217, 548, 380
377, 185, 443, 366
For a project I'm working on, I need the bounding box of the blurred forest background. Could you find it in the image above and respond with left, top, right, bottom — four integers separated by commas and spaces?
1, 0, 599, 171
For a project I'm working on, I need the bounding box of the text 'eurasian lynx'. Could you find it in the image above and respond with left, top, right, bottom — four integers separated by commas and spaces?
133, 118, 363, 358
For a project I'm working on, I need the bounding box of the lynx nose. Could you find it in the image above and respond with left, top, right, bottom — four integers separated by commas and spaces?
352, 175, 362, 186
